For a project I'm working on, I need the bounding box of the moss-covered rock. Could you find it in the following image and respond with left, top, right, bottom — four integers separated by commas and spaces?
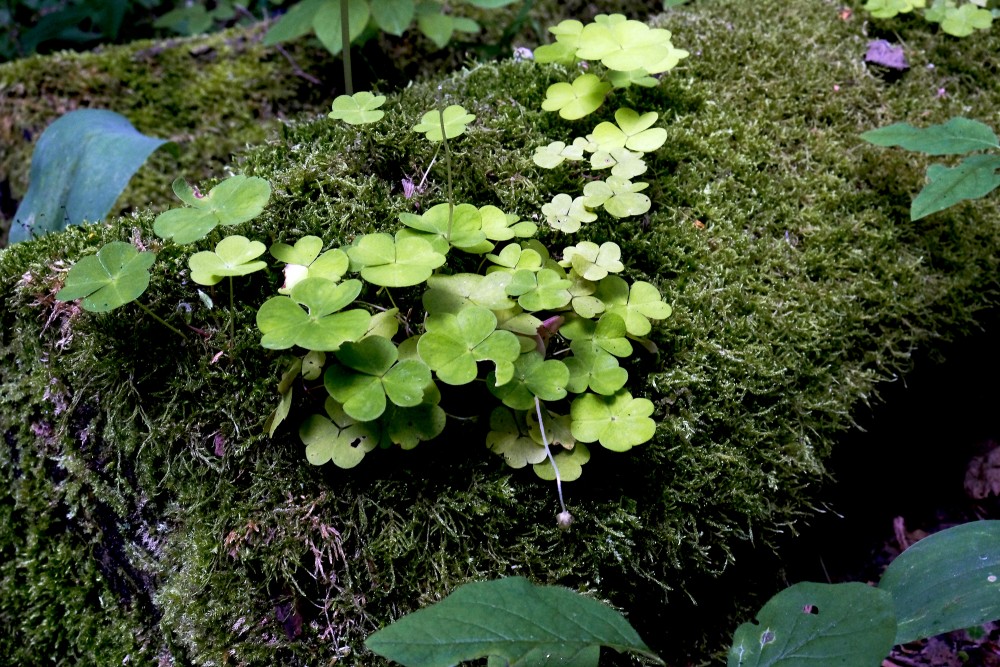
2, 1, 1000, 665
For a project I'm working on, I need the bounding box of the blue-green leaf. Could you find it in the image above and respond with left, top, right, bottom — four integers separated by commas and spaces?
10, 109, 170, 243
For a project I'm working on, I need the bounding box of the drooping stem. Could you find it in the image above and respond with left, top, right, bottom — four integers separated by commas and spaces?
437, 107, 454, 242
340, 0, 353, 95
535, 396, 566, 516
229, 276, 235, 340
135, 301, 187, 340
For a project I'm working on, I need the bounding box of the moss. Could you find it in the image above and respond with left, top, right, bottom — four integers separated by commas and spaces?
3, 1, 1000, 665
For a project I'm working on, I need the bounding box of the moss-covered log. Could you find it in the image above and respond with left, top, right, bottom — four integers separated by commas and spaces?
3, 1, 1000, 665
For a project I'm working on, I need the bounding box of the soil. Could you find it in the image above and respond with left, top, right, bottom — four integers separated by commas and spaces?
775, 323, 1000, 666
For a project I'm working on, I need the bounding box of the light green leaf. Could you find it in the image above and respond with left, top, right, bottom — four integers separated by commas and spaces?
364, 308, 400, 339
383, 398, 447, 450
861, 117, 1000, 156
532, 141, 586, 169
299, 400, 379, 468
541, 193, 597, 233
329, 91, 387, 125
570, 389, 655, 451
863, 0, 925, 19
365, 576, 661, 667
486, 406, 548, 469
728, 582, 896, 666
911, 155, 1000, 220
940, 3, 993, 36
583, 177, 651, 218
154, 175, 271, 244
561, 241, 624, 282
10, 109, 170, 243
533, 442, 590, 482
188, 235, 267, 286
561, 312, 633, 357
596, 276, 672, 337
541, 73, 612, 120
325, 336, 432, 421
565, 344, 629, 395
417, 306, 521, 385
256, 277, 370, 351
56, 241, 156, 312
264, 357, 301, 437
607, 68, 659, 89
399, 202, 491, 252
312, 0, 370, 56
412, 105, 476, 141
422, 272, 515, 314
347, 232, 447, 287
370, 0, 414, 35
486, 243, 544, 272
507, 268, 573, 312
591, 108, 667, 153
270, 235, 325, 265
879, 520, 1000, 645
302, 350, 327, 380
479, 205, 537, 241
488, 352, 569, 410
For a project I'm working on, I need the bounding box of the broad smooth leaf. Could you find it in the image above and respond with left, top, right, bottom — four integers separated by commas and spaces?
11, 110, 169, 243
263, 0, 324, 45
861, 118, 1000, 156
911, 155, 1000, 220
56, 241, 156, 312
365, 577, 662, 667
312, 0, 370, 55
728, 582, 896, 667
879, 520, 1000, 645
370, 0, 414, 35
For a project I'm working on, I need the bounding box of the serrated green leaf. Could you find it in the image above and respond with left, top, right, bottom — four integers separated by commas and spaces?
728, 582, 896, 667
911, 154, 1000, 220
56, 241, 156, 312
879, 520, 1000, 645
861, 117, 1000, 156
365, 576, 661, 667
570, 390, 655, 451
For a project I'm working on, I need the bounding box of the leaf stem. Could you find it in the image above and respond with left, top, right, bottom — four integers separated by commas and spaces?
340, 0, 353, 95
229, 276, 235, 341
534, 396, 566, 516
438, 107, 454, 242
135, 301, 187, 340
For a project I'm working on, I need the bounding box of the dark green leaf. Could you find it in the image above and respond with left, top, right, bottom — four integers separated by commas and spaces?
55, 241, 156, 312
861, 118, 1000, 156
911, 155, 1000, 220
263, 0, 325, 45
371, 0, 414, 35
879, 520, 1000, 645
728, 582, 896, 667
365, 577, 661, 667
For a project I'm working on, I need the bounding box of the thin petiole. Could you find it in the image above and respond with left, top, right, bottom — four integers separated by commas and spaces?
135, 301, 187, 340
437, 107, 455, 242
534, 396, 567, 516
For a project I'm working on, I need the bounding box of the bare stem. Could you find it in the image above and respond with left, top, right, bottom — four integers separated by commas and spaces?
135, 301, 187, 340
229, 276, 235, 341
340, 0, 353, 95
437, 108, 454, 242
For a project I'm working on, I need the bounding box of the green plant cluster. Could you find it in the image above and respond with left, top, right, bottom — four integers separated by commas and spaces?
264, 0, 520, 55
863, 0, 998, 37
862, 117, 1000, 220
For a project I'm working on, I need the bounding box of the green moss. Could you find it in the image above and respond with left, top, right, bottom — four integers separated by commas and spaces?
3, 1, 1000, 665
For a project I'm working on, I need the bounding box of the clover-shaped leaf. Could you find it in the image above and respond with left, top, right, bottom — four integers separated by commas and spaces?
595, 276, 672, 337
541, 193, 597, 233
299, 399, 379, 468
533, 442, 590, 482
864, 0, 925, 19
486, 406, 547, 468
329, 91, 386, 125
398, 203, 492, 254
506, 268, 573, 312
532, 141, 586, 169
564, 343, 629, 395
939, 3, 993, 37
577, 17, 687, 73
383, 399, 447, 450
324, 336, 432, 422
561, 241, 624, 282
560, 312, 633, 357
533, 19, 584, 65
56, 241, 156, 313
568, 272, 604, 319
590, 147, 648, 179
347, 232, 447, 287
570, 389, 655, 452
363, 308, 400, 340
422, 272, 515, 315
479, 205, 537, 241
541, 73, 612, 120
496, 311, 545, 354
412, 105, 476, 141
302, 349, 327, 380
417, 306, 521, 386
271, 235, 324, 265
583, 177, 650, 218
487, 242, 544, 272
188, 235, 267, 286
607, 69, 659, 89
271, 236, 350, 293
487, 351, 569, 410
591, 108, 668, 154
154, 175, 271, 244
256, 277, 371, 351
527, 409, 575, 450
